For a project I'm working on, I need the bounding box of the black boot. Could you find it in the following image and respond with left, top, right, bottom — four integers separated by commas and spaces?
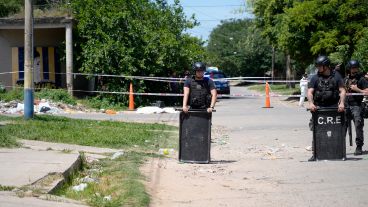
308, 155, 315, 161
354, 146, 363, 155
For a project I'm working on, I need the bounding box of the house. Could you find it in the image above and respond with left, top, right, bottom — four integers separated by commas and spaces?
0, 16, 83, 94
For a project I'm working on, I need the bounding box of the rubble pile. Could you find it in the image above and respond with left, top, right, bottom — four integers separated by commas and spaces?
0, 99, 98, 115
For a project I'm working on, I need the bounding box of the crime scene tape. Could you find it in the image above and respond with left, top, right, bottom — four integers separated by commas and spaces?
1, 71, 301, 83
4, 85, 366, 98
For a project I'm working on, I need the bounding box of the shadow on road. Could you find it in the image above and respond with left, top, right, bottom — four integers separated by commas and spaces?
210, 160, 237, 164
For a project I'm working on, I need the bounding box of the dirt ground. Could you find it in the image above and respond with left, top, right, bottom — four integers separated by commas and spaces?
141, 87, 368, 207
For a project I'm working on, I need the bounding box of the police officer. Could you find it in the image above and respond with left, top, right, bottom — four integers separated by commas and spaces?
307, 55, 346, 161
182, 62, 217, 113
344, 60, 368, 155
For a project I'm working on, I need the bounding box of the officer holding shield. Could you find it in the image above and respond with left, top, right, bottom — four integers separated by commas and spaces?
182, 62, 217, 113
307, 55, 346, 161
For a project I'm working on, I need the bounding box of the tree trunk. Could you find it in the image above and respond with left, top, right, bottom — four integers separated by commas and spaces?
286, 54, 295, 88
272, 46, 275, 81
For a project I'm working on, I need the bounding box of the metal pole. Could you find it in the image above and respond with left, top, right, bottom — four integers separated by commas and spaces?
66, 23, 73, 95
24, 0, 34, 119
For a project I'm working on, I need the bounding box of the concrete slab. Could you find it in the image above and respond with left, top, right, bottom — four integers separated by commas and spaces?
0, 148, 79, 187
20, 139, 120, 154
0, 191, 87, 207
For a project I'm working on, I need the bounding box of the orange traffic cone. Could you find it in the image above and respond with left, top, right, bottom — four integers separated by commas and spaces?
129, 82, 135, 110
263, 82, 273, 108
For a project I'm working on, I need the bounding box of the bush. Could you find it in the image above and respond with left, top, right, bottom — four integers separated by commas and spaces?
36, 89, 76, 105
0, 88, 23, 102
79, 96, 126, 110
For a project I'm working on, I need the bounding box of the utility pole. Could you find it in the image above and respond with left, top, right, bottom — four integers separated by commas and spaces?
24, 0, 34, 119
66, 23, 73, 95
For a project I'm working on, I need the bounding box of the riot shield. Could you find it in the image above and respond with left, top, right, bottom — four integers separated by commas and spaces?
312, 107, 346, 161
179, 110, 212, 164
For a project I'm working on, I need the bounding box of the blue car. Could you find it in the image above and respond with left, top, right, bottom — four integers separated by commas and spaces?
204, 69, 230, 95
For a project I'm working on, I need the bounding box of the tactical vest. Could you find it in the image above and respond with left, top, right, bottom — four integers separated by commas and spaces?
345, 75, 364, 105
313, 74, 339, 106
188, 77, 211, 109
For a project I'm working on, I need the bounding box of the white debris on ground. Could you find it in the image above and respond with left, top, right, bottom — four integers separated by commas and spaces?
0, 100, 179, 115
136, 106, 178, 114
72, 183, 88, 192
111, 151, 125, 160
0, 99, 98, 114
79, 176, 98, 183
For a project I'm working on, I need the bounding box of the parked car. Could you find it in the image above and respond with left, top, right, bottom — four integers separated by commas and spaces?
204, 68, 230, 95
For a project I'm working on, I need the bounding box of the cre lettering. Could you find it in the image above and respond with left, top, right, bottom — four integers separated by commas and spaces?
317, 116, 341, 125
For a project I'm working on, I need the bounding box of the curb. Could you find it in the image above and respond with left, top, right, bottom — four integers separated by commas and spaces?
27, 153, 82, 194
49, 153, 82, 194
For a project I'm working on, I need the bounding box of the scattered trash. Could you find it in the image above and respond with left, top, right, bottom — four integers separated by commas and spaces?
80, 176, 98, 183
0, 100, 96, 114
72, 183, 88, 192
305, 146, 313, 151
111, 151, 125, 160
136, 106, 164, 114
105, 109, 117, 115
38, 102, 51, 112
162, 107, 178, 113
40, 106, 51, 113
16, 103, 24, 112
159, 148, 175, 155
265, 146, 280, 155
136, 106, 178, 114
103, 195, 112, 201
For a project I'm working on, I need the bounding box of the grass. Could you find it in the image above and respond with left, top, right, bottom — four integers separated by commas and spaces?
0, 114, 178, 206
0, 185, 16, 191
0, 117, 21, 148
0, 88, 75, 104
0, 115, 177, 150
77, 97, 127, 111
248, 84, 301, 95
55, 152, 153, 207
0, 88, 23, 102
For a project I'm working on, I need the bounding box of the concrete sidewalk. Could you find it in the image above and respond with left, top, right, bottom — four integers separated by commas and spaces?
0, 140, 121, 207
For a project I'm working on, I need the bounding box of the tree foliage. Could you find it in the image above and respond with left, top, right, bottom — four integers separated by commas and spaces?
206, 19, 273, 77
0, 0, 66, 17
70, 0, 206, 105
249, 0, 368, 75
0, 0, 22, 17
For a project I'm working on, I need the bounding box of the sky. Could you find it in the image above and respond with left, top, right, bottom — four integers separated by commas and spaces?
168, 0, 253, 41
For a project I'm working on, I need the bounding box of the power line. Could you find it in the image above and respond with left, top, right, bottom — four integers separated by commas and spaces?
186, 7, 222, 21
182, 4, 244, 8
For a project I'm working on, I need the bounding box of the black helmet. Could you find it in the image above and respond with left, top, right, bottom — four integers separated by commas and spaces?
347, 60, 360, 68
315, 55, 330, 67
192, 62, 206, 71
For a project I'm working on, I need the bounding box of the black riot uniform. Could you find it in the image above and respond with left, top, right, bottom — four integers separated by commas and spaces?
184, 62, 215, 109
344, 60, 368, 155
307, 56, 345, 161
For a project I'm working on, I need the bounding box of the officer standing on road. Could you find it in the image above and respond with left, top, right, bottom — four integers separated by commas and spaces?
307, 55, 346, 161
344, 60, 368, 155
182, 62, 217, 113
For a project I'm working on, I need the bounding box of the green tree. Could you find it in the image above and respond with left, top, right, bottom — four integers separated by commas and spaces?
0, 0, 67, 17
0, 0, 22, 17
249, 0, 368, 79
206, 19, 272, 77
352, 28, 368, 71
70, 0, 206, 105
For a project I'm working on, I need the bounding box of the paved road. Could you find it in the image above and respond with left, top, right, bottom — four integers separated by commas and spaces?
143, 86, 368, 207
